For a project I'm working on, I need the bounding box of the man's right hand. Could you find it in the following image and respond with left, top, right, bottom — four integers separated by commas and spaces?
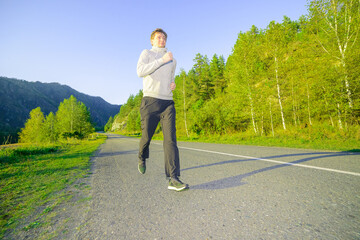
162, 51, 173, 63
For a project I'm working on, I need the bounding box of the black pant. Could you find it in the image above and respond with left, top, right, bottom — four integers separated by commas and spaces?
138, 97, 180, 178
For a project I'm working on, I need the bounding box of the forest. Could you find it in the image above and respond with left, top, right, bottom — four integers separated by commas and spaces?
108, 0, 360, 146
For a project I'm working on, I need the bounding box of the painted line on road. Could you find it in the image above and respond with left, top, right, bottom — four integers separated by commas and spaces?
133, 139, 360, 177
176, 145, 360, 177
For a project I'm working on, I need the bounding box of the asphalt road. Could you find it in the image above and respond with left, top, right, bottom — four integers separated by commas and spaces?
75, 134, 360, 240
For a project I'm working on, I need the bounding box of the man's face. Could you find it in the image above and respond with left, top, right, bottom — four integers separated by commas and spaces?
151, 32, 166, 48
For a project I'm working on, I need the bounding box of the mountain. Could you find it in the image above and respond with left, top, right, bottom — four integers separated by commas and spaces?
0, 77, 121, 140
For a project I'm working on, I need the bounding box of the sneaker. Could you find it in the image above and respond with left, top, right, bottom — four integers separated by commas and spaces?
138, 161, 146, 174
168, 177, 189, 191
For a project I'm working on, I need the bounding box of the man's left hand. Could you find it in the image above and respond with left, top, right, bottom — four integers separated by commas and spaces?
170, 82, 176, 91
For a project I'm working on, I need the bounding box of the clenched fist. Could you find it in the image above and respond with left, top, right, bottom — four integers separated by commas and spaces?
162, 51, 173, 63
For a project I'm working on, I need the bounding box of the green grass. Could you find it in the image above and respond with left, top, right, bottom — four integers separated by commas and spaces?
116, 123, 359, 152
0, 134, 106, 238
175, 133, 359, 152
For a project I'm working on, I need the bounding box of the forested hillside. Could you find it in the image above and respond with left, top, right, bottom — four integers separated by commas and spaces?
0, 77, 120, 143
109, 0, 360, 146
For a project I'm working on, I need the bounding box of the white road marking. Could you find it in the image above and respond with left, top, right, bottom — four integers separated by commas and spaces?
128, 137, 360, 177
176, 145, 360, 177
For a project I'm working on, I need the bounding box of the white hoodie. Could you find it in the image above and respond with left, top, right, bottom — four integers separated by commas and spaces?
137, 46, 177, 100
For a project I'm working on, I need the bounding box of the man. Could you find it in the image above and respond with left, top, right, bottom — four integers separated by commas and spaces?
136, 28, 189, 191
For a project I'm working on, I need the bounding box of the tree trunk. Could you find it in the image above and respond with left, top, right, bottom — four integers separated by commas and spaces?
269, 100, 275, 137
337, 103, 343, 129
261, 111, 264, 136
275, 56, 286, 130
291, 81, 298, 126
307, 83, 312, 126
342, 61, 353, 108
183, 75, 189, 137
248, 85, 257, 134
323, 91, 334, 127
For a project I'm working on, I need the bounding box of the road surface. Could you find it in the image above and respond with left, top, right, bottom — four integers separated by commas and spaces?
74, 134, 360, 239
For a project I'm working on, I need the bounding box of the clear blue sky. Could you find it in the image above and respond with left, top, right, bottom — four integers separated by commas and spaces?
0, 0, 308, 105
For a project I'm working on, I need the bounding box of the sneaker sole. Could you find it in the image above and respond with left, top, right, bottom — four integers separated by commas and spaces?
168, 185, 189, 191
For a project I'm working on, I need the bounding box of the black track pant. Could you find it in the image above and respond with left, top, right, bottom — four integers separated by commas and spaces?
138, 97, 180, 178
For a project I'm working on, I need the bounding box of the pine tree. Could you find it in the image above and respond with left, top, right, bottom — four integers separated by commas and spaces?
210, 54, 226, 96
193, 53, 214, 101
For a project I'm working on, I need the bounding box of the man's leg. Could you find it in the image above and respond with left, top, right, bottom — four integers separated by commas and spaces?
160, 102, 180, 178
138, 97, 160, 174
138, 114, 159, 161
161, 104, 189, 191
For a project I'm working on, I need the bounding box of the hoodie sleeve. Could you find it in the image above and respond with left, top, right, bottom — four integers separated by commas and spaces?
137, 49, 164, 77
171, 59, 177, 83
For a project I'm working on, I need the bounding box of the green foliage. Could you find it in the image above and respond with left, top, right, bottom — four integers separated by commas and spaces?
126, 109, 141, 132
0, 77, 120, 142
111, 90, 143, 134
56, 95, 94, 139
43, 112, 58, 143
111, 0, 359, 149
18, 107, 45, 143
104, 116, 114, 132
18, 96, 95, 143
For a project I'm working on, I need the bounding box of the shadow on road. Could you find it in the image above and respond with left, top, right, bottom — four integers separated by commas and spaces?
96, 150, 138, 157
183, 151, 359, 190
106, 134, 133, 139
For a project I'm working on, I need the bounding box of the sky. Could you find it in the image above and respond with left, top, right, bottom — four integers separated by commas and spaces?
0, 0, 308, 105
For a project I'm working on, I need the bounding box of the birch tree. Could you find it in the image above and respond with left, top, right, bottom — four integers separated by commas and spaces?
265, 21, 288, 130
309, 0, 360, 110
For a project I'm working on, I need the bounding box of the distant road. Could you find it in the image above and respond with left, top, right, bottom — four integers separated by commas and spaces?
75, 134, 360, 239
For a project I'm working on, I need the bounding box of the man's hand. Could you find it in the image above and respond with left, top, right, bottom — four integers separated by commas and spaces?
162, 51, 173, 63
170, 82, 176, 91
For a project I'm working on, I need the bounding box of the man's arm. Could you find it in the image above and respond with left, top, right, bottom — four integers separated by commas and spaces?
170, 58, 177, 91
137, 50, 164, 77
136, 50, 173, 78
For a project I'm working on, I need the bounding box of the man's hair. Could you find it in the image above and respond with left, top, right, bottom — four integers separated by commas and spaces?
150, 28, 167, 42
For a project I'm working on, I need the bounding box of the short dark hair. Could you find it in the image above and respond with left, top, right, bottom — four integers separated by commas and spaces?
150, 28, 167, 42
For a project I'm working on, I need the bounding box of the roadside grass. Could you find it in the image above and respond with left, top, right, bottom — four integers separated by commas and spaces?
114, 123, 360, 152
0, 134, 106, 238
175, 133, 360, 152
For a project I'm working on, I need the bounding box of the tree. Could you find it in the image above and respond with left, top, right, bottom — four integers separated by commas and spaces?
193, 53, 214, 101
19, 107, 45, 143
225, 25, 268, 134
111, 90, 143, 132
42, 112, 58, 143
126, 109, 140, 132
104, 116, 114, 132
56, 95, 94, 139
173, 69, 189, 137
309, 0, 360, 111
265, 20, 290, 130
210, 54, 226, 96
77, 102, 94, 137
